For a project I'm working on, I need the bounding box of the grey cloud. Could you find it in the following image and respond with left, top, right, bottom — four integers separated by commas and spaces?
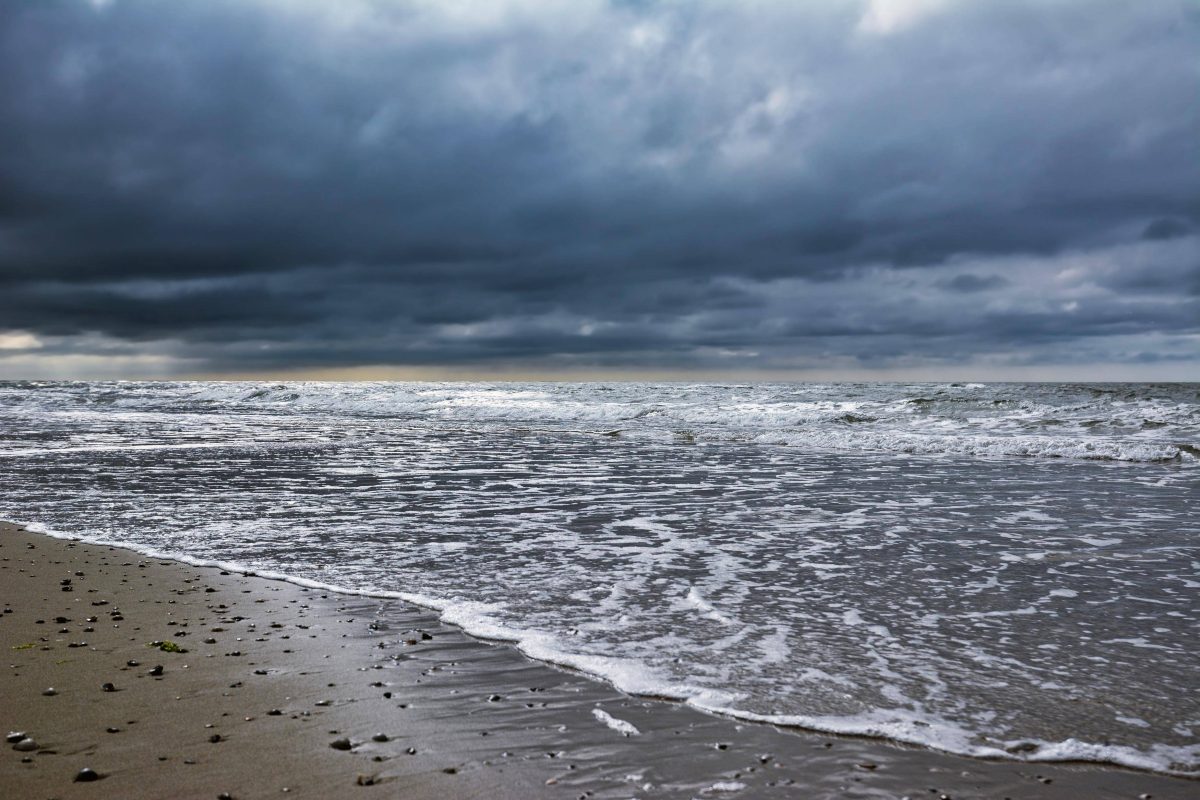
0, 0, 1197, 376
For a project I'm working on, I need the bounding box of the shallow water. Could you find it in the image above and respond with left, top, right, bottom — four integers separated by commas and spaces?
0, 381, 1197, 774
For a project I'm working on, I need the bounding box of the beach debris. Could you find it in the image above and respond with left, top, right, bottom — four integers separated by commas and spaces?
73, 767, 102, 782
12, 738, 38, 752
148, 640, 187, 653
329, 737, 353, 751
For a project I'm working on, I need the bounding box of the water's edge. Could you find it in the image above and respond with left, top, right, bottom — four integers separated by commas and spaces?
10, 517, 1196, 779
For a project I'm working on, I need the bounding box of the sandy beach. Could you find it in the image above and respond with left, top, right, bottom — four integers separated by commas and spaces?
1, 521, 1194, 800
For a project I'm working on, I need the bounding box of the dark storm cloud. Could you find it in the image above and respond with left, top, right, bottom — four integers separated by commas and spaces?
0, 0, 1197, 375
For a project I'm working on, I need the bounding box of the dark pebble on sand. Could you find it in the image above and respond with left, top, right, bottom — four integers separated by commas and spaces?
127, 660, 139, 667
330, 737, 353, 751
405, 747, 417, 755
209, 734, 223, 743
12, 738, 38, 752
218, 794, 234, 800
382, 691, 392, 699
42, 687, 57, 696
54, 616, 70, 623
74, 768, 102, 782
148, 665, 164, 676
102, 682, 116, 692
267, 709, 283, 716
106, 727, 120, 734
371, 733, 389, 742
6, 731, 26, 744
487, 694, 502, 702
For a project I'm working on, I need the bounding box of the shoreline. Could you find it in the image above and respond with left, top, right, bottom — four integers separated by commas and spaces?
1, 521, 1195, 799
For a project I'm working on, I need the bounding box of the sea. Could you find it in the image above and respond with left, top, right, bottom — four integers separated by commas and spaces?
0, 381, 1196, 775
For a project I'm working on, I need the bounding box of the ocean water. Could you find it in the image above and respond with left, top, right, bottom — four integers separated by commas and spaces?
0, 381, 1197, 775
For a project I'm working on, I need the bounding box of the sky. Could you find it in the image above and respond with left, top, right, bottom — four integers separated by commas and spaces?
0, 0, 1197, 381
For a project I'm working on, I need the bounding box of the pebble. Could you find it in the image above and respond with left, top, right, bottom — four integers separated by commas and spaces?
42, 687, 57, 696
5, 731, 26, 744
12, 738, 38, 752
148, 665, 164, 676
74, 768, 102, 782
371, 733, 389, 742
267, 709, 283, 716
102, 682, 117, 692
330, 737, 353, 751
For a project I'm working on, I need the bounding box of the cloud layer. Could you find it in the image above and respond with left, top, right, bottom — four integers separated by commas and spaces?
1, 0, 1197, 378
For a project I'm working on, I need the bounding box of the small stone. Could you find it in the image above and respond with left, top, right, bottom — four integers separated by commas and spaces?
330, 737, 353, 751
102, 682, 117, 692
5, 731, 25, 744
487, 694, 502, 702
42, 687, 57, 696
127, 660, 140, 667
405, 747, 417, 755
148, 665, 164, 676
74, 767, 102, 782
355, 774, 377, 786
209, 734, 223, 743
267, 709, 283, 716
218, 794, 234, 800
106, 727, 120, 734
371, 733, 389, 742
12, 738, 38, 752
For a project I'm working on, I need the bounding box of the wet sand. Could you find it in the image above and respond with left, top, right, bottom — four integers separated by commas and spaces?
1, 521, 1194, 799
